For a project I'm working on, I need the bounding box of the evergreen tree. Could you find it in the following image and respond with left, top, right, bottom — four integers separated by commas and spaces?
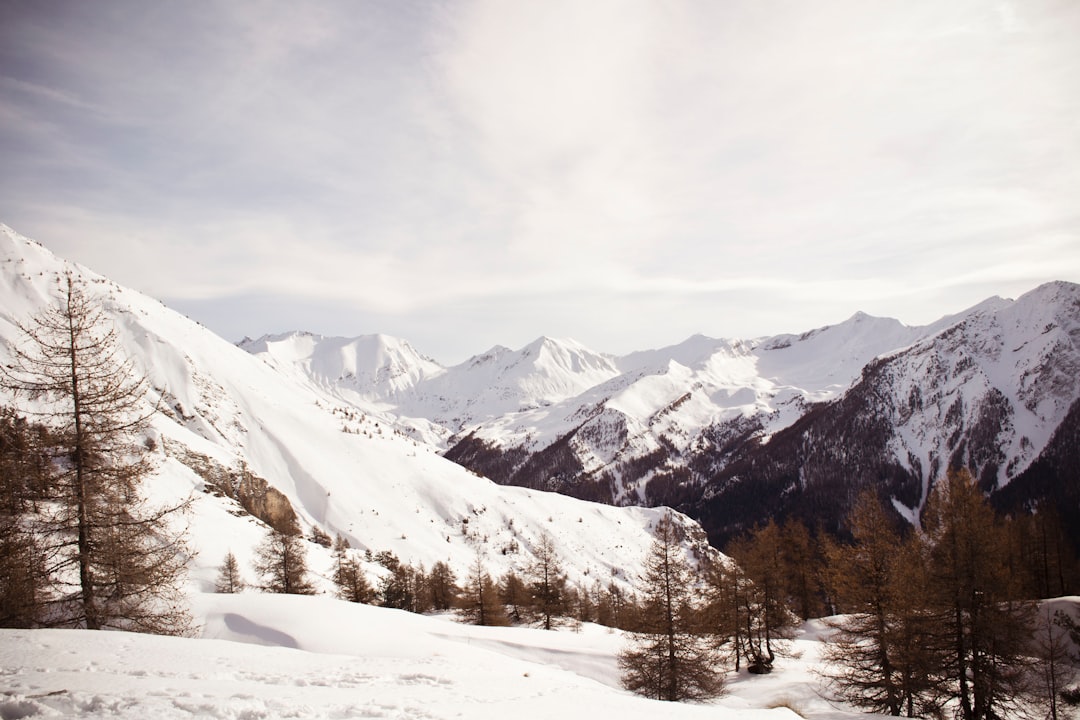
1, 275, 191, 634
215, 551, 245, 593
619, 513, 725, 701
254, 526, 314, 595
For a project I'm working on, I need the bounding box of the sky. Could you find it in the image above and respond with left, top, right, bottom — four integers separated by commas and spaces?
1, 0, 1078, 364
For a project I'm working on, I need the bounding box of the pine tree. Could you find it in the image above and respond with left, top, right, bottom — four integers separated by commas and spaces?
1, 275, 191, 634
619, 513, 725, 701
215, 551, 245, 593
254, 526, 314, 595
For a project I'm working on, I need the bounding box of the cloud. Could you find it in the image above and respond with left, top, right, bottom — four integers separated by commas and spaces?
0, 0, 1078, 361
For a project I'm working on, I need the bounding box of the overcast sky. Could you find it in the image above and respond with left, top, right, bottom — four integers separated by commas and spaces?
1, 1, 1078, 364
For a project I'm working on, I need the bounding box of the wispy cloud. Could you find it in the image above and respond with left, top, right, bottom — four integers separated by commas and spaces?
0, 0, 1077, 361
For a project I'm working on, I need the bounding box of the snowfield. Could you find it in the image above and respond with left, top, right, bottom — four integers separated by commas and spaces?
2, 593, 836, 720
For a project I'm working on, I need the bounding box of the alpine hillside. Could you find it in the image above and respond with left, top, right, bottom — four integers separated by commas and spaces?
241, 280, 1080, 547
0, 223, 716, 598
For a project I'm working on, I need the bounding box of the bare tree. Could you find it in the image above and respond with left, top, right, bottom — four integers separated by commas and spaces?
2, 275, 191, 634
724, 520, 797, 673
215, 551, 245, 593
458, 550, 507, 626
527, 532, 567, 630
923, 468, 1036, 720
253, 526, 315, 595
331, 534, 373, 604
619, 513, 725, 701
821, 491, 947, 716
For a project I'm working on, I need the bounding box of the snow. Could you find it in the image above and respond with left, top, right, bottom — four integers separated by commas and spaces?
0, 592, 833, 720
0, 223, 715, 599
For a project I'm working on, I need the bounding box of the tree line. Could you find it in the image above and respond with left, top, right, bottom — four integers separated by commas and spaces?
616, 469, 1080, 718
226, 521, 639, 632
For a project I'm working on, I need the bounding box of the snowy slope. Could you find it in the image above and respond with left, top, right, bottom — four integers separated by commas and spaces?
243, 308, 960, 506
0, 591, 842, 720
237, 266, 1080, 546
0, 224, 713, 596
694, 281, 1080, 542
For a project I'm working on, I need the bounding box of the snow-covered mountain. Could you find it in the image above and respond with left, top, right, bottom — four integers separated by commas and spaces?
0, 223, 714, 594
239, 276, 1080, 547
695, 280, 1080, 542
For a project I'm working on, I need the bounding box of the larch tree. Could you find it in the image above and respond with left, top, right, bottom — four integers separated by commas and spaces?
527, 532, 567, 630
427, 561, 459, 611
215, 551, 245, 594
619, 513, 725, 702
254, 525, 314, 595
459, 550, 507, 626
724, 520, 796, 673
1, 274, 191, 635
499, 569, 528, 624
332, 534, 373, 604
922, 468, 1036, 720
821, 490, 946, 717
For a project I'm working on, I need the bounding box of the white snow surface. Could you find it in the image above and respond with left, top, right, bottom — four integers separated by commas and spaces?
1, 592, 837, 720
0, 223, 714, 597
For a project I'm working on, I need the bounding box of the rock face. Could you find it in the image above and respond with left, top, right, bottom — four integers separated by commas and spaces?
164, 439, 300, 534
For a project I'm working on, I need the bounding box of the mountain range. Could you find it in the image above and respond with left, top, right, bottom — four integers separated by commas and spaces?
240, 279, 1080, 547
3, 221, 1077, 562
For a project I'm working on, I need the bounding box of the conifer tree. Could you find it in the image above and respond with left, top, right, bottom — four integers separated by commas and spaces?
922, 468, 1036, 720
619, 513, 725, 701
427, 561, 459, 611
1, 275, 191, 634
527, 532, 567, 630
0, 514, 48, 627
254, 525, 314, 595
499, 570, 528, 624
215, 551, 245, 593
459, 551, 508, 626
779, 517, 824, 620
821, 490, 947, 716
331, 534, 373, 604
724, 520, 796, 672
